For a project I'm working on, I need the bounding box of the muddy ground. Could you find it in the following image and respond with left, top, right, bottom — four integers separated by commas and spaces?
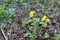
0, 0, 60, 40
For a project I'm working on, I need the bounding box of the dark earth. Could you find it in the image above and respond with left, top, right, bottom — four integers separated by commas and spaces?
0, 0, 60, 40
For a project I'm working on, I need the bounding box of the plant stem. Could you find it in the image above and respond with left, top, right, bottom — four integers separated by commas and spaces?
33, 28, 36, 35
1, 29, 8, 40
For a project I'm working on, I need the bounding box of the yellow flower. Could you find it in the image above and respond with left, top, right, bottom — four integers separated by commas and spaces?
41, 15, 51, 22
41, 15, 47, 21
29, 11, 35, 18
42, 15, 47, 19
46, 18, 50, 22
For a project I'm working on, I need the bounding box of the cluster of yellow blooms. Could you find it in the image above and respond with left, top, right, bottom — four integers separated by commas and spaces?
41, 15, 50, 22
29, 11, 50, 22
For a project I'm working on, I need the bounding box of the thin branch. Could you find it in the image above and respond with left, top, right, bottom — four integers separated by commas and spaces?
1, 29, 8, 40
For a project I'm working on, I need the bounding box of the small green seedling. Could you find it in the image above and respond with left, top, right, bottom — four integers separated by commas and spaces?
22, 17, 40, 40
0, 5, 15, 28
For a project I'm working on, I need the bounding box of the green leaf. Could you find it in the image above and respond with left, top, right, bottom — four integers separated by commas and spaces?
20, 0, 28, 5
0, 20, 7, 28
40, 22, 46, 26
39, 0, 44, 3
0, 5, 4, 17
54, 34, 60, 40
22, 19, 29, 25
3, 0, 14, 3
33, 18, 40, 22
24, 32, 30, 37
9, 8, 15, 13
44, 32, 49, 38
29, 26, 33, 31
28, 19, 32, 22
29, 34, 36, 40
32, 34, 36, 38
3, 8, 15, 20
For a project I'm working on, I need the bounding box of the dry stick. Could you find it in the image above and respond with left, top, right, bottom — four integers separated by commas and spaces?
1, 29, 8, 40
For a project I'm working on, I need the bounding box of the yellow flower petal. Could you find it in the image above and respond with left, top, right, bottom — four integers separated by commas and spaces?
41, 15, 47, 21
43, 15, 47, 19
29, 11, 35, 18
46, 18, 50, 22
41, 18, 46, 21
